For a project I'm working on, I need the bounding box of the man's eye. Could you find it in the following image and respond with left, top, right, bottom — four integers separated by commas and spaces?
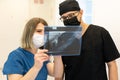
68, 13, 74, 17
62, 16, 67, 20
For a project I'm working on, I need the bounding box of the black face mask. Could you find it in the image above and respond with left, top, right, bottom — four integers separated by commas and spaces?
63, 16, 80, 26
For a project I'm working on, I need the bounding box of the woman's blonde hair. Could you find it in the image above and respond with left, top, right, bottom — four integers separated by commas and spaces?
21, 17, 48, 49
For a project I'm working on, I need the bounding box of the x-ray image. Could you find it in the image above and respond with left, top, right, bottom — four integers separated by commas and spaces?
44, 26, 82, 56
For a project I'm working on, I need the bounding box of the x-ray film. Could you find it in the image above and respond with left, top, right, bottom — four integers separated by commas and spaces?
44, 26, 82, 56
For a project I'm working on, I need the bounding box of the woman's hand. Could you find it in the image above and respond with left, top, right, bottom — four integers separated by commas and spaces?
33, 49, 49, 70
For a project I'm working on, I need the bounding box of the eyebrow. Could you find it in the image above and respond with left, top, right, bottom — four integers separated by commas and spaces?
63, 11, 78, 16
36, 28, 43, 30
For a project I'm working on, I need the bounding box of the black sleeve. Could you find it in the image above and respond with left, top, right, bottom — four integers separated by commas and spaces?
101, 28, 120, 62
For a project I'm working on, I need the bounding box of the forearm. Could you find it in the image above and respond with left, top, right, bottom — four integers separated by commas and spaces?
54, 56, 64, 79
20, 66, 41, 80
107, 61, 118, 80
21, 49, 49, 80
55, 77, 63, 80
8, 66, 42, 80
47, 62, 54, 76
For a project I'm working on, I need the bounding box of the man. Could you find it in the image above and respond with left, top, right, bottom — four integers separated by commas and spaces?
54, 0, 120, 80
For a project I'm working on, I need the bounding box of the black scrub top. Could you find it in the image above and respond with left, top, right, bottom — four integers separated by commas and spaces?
62, 24, 120, 80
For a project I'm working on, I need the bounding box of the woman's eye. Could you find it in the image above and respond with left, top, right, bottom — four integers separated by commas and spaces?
37, 30, 42, 32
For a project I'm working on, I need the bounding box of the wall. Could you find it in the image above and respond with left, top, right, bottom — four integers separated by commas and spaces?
0, 0, 29, 67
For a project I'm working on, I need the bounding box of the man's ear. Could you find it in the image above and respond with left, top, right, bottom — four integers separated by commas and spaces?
77, 10, 83, 21
80, 9, 83, 15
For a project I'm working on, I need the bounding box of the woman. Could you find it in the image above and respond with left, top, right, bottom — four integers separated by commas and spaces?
3, 17, 54, 80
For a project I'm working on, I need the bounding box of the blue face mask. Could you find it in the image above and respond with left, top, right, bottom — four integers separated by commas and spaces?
63, 16, 80, 26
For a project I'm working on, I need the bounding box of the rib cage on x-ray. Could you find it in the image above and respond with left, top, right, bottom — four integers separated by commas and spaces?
56, 31, 81, 51
44, 26, 82, 56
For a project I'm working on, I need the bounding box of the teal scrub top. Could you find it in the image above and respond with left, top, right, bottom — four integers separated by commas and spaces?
3, 47, 48, 80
